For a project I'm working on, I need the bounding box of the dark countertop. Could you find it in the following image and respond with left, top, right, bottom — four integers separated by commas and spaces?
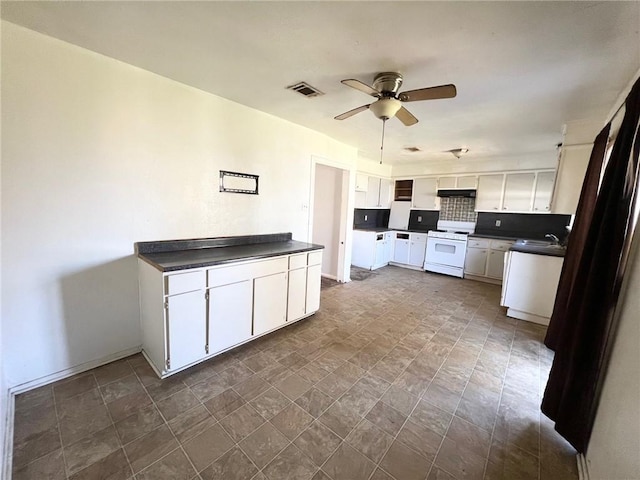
353, 227, 431, 234
509, 242, 566, 258
137, 235, 323, 272
469, 233, 520, 241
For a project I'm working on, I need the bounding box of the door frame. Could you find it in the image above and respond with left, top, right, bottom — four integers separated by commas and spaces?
309, 155, 355, 283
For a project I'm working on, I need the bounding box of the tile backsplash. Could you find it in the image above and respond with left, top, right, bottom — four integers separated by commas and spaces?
439, 197, 478, 222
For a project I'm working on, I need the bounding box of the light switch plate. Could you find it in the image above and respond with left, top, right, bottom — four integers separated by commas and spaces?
495, 220, 501, 227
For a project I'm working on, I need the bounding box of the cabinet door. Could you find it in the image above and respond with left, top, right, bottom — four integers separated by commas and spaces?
208, 280, 252, 355
487, 250, 507, 279
354, 191, 367, 208
393, 239, 410, 264
413, 178, 438, 209
287, 268, 307, 321
378, 179, 392, 208
464, 248, 488, 275
166, 290, 206, 371
365, 177, 381, 207
476, 174, 504, 211
503, 173, 535, 212
306, 264, 321, 314
374, 241, 386, 268
355, 173, 368, 192
383, 234, 394, 263
457, 175, 478, 189
253, 272, 288, 336
533, 171, 555, 212
408, 240, 427, 266
438, 177, 456, 189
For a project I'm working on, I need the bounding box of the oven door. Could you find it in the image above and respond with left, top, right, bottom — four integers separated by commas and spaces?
425, 238, 467, 268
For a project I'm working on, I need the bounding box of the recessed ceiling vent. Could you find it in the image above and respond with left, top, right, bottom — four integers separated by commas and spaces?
287, 82, 324, 98
404, 147, 421, 152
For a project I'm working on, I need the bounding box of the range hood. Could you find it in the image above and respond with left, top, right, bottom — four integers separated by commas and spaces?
437, 188, 477, 198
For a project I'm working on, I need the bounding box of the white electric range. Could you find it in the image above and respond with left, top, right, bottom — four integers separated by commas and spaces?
424, 221, 475, 278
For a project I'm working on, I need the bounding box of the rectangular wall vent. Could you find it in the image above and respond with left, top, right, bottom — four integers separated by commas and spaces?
287, 82, 324, 98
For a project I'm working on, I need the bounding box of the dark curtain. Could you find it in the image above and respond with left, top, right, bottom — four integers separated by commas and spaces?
544, 125, 610, 350
541, 77, 640, 453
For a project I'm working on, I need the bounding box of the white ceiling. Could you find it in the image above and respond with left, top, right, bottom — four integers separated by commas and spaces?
2, 1, 639, 166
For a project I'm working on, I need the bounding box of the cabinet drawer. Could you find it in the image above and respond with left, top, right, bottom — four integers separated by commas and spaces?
490, 240, 514, 251
251, 257, 289, 278
165, 270, 205, 295
468, 238, 490, 248
411, 233, 428, 243
289, 253, 307, 270
208, 264, 254, 288
308, 250, 323, 266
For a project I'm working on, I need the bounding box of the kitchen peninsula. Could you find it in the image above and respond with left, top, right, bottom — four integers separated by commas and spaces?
136, 233, 323, 378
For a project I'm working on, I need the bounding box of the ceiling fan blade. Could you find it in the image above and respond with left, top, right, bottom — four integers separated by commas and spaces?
341, 79, 381, 97
399, 84, 457, 102
334, 104, 371, 120
395, 106, 419, 126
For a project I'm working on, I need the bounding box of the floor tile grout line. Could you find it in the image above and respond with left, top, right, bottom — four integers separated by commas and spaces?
480, 318, 517, 480
373, 306, 498, 480
51, 377, 70, 480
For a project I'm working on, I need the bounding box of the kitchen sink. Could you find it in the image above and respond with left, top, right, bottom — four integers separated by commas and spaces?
517, 239, 554, 246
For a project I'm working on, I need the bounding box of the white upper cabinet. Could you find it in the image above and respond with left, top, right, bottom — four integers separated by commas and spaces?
437, 175, 477, 189
437, 176, 457, 189
354, 174, 393, 208
533, 171, 556, 212
475, 174, 504, 211
365, 176, 381, 207
355, 173, 369, 192
412, 177, 439, 209
503, 173, 536, 212
457, 175, 478, 188
378, 178, 392, 208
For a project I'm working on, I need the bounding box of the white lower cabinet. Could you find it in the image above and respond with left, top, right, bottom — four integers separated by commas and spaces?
393, 237, 410, 264
306, 264, 322, 314
254, 272, 288, 336
464, 247, 488, 276
166, 290, 207, 371
287, 267, 307, 321
501, 251, 564, 325
408, 235, 427, 267
464, 238, 514, 284
138, 248, 323, 378
391, 232, 427, 269
207, 280, 252, 355
351, 230, 393, 271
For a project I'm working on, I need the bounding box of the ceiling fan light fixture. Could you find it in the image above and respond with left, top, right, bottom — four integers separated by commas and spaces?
369, 98, 402, 120
450, 148, 469, 159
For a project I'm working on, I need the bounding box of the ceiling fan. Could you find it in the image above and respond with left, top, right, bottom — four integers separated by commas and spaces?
334, 72, 457, 126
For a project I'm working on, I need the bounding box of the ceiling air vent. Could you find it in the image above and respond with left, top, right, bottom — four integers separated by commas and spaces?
287, 82, 324, 98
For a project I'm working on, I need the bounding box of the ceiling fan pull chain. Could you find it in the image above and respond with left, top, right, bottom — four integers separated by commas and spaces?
380, 118, 387, 165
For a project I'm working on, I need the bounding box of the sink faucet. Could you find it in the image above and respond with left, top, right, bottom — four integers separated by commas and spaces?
545, 233, 560, 245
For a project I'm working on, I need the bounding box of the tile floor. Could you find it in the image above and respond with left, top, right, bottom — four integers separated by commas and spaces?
11, 266, 578, 480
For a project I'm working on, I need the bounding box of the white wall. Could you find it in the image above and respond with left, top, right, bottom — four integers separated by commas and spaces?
0, 21, 357, 389
356, 154, 393, 178
312, 164, 342, 278
586, 234, 640, 479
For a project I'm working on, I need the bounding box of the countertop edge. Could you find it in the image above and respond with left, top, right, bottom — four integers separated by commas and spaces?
138, 244, 324, 272
509, 245, 566, 258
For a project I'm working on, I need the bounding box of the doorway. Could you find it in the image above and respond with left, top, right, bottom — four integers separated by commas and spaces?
310, 160, 353, 283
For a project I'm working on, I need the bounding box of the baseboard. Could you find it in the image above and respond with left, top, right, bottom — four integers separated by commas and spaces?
8, 345, 142, 396
577, 453, 591, 480
321, 273, 338, 280
2, 345, 141, 478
